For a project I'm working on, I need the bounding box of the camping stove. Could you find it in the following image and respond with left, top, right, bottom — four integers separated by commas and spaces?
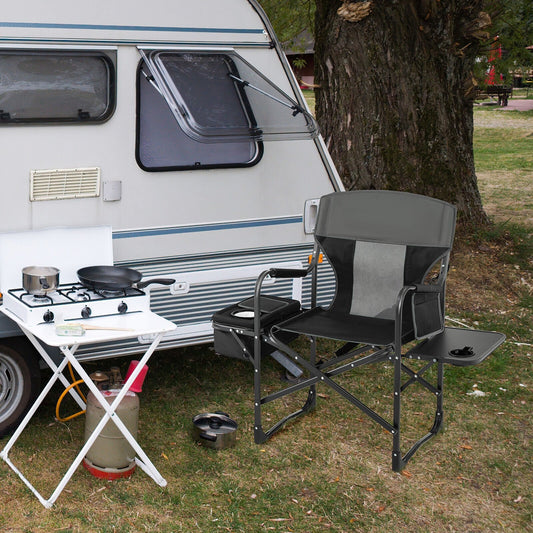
3, 283, 150, 326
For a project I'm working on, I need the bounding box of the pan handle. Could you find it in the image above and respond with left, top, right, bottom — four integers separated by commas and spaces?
135, 278, 175, 290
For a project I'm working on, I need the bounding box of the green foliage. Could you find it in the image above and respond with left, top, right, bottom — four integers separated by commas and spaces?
479, 0, 533, 84
257, 0, 315, 46
292, 57, 308, 70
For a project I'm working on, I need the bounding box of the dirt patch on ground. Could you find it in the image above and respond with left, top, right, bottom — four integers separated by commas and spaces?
447, 232, 532, 322
477, 170, 533, 228
474, 107, 533, 128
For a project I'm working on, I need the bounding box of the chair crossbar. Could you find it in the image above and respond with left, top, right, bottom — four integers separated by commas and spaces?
322, 347, 392, 374
400, 360, 441, 395
266, 337, 397, 434
260, 345, 390, 405
260, 373, 320, 404
317, 344, 390, 371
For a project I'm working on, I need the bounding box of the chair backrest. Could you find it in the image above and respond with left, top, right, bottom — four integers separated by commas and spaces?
315, 191, 456, 327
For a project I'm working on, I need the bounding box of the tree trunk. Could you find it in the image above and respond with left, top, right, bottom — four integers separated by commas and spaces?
314, 0, 489, 226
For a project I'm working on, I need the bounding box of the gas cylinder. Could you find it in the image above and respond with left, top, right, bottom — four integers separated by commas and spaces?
82, 389, 139, 479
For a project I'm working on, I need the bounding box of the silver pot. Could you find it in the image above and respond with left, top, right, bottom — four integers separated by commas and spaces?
192, 412, 237, 450
22, 266, 60, 296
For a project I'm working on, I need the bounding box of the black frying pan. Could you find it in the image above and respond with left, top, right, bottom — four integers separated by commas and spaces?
77, 265, 175, 291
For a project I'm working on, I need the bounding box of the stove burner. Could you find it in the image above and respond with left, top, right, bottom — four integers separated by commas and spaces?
20, 291, 55, 305
22, 293, 54, 305
96, 289, 127, 298
65, 287, 91, 301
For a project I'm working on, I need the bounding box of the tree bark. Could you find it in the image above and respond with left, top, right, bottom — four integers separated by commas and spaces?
314, 0, 489, 225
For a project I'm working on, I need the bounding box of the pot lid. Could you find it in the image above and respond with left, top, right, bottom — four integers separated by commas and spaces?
192, 412, 237, 435
0, 226, 112, 291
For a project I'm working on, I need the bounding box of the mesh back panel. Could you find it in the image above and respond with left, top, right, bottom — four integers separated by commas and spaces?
351, 242, 406, 319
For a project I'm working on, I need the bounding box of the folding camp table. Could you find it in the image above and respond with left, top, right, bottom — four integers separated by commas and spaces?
0, 307, 176, 508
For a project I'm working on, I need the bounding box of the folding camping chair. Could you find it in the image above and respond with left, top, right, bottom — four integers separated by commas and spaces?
212, 190, 505, 471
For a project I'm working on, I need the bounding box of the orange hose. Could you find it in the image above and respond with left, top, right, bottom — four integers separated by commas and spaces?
55, 362, 88, 422
55, 380, 86, 422
67, 362, 87, 403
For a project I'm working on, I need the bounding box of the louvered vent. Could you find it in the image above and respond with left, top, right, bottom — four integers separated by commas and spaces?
30, 167, 101, 201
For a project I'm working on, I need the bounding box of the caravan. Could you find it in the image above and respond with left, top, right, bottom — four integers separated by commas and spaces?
0, 0, 341, 434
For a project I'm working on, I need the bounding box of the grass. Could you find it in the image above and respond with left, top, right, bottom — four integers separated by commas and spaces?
511, 87, 533, 99
473, 109, 533, 172
474, 106, 533, 228
0, 106, 532, 532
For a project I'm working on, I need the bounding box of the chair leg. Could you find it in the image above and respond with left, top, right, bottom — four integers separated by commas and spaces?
392, 344, 403, 471
392, 358, 445, 472
253, 334, 316, 444
253, 329, 445, 470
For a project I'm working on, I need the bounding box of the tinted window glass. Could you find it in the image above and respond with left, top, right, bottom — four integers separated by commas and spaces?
159, 54, 254, 135
136, 60, 261, 171
142, 50, 318, 143
0, 51, 115, 123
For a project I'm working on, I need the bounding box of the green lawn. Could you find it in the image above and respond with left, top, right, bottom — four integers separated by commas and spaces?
0, 103, 531, 533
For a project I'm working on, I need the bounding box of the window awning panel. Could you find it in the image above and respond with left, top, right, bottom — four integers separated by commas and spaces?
139, 49, 319, 142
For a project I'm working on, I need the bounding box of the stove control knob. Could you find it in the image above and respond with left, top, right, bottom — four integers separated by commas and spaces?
43, 310, 54, 323
81, 306, 92, 319
118, 301, 128, 314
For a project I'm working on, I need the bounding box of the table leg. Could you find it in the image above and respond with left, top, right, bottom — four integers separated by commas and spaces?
57, 333, 167, 489
1, 331, 168, 508
20, 327, 86, 410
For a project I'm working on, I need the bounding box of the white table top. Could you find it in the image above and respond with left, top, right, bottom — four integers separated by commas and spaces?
1, 307, 176, 347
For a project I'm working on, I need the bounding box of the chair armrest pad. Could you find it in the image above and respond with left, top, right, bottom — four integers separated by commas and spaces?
413, 284, 443, 293
269, 268, 308, 279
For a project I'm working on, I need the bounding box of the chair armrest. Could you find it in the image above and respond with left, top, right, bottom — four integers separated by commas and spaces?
253, 266, 307, 336
268, 268, 309, 279
413, 284, 443, 293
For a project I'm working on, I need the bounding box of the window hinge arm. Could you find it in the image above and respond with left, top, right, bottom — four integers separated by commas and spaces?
141, 68, 163, 97
228, 73, 303, 116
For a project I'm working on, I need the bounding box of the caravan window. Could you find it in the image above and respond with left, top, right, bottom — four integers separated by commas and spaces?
0, 50, 115, 123
136, 56, 262, 171
140, 50, 318, 144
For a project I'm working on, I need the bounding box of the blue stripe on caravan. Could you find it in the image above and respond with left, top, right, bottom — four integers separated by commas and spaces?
0, 21, 265, 35
113, 216, 303, 240
0, 37, 271, 48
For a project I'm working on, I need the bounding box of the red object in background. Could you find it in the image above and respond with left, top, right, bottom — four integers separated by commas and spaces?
486, 36, 502, 85
124, 360, 148, 392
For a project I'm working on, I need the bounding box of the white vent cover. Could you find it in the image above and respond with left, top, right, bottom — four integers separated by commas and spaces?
30, 167, 101, 201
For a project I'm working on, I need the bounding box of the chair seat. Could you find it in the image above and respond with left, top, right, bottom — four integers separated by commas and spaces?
274, 307, 397, 346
